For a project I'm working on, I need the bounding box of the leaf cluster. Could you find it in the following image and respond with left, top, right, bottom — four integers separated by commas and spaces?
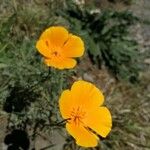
108, 0, 134, 5
57, 1, 140, 82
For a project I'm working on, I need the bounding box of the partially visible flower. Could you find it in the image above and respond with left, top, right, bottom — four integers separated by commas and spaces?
59, 80, 112, 147
36, 26, 84, 69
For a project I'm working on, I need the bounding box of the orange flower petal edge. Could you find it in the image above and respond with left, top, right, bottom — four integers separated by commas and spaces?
59, 80, 112, 147
36, 26, 84, 69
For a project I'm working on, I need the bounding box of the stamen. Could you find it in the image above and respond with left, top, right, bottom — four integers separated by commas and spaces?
46, 40, 49, 47
70, 107, 86, 126
53, 51, 58, 56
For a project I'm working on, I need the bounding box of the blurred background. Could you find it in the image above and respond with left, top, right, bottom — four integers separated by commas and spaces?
0, 0, 150, 150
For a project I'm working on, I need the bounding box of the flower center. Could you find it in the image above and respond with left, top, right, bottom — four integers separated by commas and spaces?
70, 107, 86, 126
51, 51, 59, 56
45, 40, 61, 57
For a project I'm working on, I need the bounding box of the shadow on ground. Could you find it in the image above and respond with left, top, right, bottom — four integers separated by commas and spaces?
4, 129, 30, 150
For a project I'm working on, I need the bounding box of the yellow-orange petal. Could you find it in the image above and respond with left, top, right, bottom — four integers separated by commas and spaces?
36, 40, 52, 58
85, 107, 112, 138
63, 34, 84, 57
39, 26, 69, 47
44, 57, 76, 69
59, 90, 72, 119
70, 80, 104, 109
66, 123, 98, 147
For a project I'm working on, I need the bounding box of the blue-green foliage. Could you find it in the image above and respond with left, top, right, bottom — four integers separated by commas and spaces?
0, 12, 72, 130
57, 1, 140, 82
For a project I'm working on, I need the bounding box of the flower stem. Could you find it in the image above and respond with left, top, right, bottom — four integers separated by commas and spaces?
44, 118, 71, 127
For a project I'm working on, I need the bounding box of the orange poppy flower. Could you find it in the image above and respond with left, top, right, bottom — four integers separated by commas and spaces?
59, 80, 112, 147
36, 26, 84, 69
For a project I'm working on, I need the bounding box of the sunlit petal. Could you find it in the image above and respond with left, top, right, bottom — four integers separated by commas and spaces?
86, 107, 112, 137
44, 57, 76, 69
36, 40, 52, 58
63, 34, 84, 57
66, 123, 98, 147
59, 90, 72, 119
40, 26, 69, 47
70, 80, 104, 108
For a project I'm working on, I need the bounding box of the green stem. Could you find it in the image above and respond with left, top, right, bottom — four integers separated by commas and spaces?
44, 118, 70, 127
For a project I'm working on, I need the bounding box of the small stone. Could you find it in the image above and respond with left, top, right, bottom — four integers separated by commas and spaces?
144, 58, 150, 64
83, 73, 94, 82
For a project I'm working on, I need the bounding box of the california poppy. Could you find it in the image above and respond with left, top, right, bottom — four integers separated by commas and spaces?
36, 26, 84, 69
59, 80, 112, 147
